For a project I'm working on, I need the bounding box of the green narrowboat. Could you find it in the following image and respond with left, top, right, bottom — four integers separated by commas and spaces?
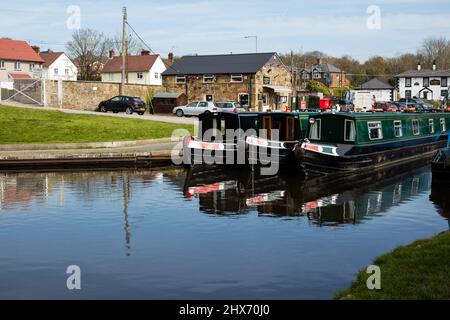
183, 111, 314, 168
299, 112, 450, 172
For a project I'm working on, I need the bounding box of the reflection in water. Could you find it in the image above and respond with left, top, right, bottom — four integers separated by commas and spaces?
183, 161, 436, 227
430, 184, 450, 230
0, 164, 449, 299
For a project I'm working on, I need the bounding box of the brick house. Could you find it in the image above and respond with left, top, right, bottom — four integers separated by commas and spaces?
0, 38, 44, 82
162, 52, 292, 111
298, 58, 350, 89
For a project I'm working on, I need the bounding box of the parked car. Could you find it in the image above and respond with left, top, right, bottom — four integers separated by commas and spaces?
98, 96, 146, 115
216, 101, 247, 113
371, 102, 397, 112
398, 98, 433, 111
173, 101, 219, 117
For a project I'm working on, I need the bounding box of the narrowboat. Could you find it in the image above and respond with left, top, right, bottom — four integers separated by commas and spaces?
299, 112, 450, 172
431, 133, 450, 184
182, 111, 314, 170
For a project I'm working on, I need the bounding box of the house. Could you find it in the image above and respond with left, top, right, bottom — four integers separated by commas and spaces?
0, 38, 44, 83
299, 58, 350, 89
356, 78, 396, 102
39, 49, 78, 81
162, 52, 292, 111
395, 61, 450, 101
101, 49, 166, 86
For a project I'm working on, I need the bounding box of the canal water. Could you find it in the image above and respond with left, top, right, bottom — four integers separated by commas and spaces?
0, 163, 448, 299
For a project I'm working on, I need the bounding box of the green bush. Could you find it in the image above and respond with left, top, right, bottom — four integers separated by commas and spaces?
145, 88, 155, 114
305, 80, 332, 96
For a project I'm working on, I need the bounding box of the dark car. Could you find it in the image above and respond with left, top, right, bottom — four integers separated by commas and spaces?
98, 96, 146, 115
398, 98, 433, 111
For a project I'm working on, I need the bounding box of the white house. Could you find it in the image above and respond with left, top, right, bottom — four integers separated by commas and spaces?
101, 50, 166, 86
355, 78, 396, 102
396, 62, 450, 101
39, 50, 78, 81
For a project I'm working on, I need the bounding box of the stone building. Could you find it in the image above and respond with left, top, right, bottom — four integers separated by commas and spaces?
162, 52, 292, 111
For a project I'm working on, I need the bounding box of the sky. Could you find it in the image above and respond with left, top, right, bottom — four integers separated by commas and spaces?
1, 0, 450, 61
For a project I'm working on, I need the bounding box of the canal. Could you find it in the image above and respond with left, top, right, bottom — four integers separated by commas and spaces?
0, 163, 448, 299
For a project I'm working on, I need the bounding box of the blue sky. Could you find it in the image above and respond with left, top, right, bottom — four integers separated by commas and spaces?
1, 0, 450, 61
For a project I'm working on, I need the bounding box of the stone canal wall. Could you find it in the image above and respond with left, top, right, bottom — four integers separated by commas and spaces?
44, 80, 166, 111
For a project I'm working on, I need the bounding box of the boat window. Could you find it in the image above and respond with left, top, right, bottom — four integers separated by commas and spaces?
286, 117, 295, 141
368, 121, 383, 140
344, 120, 356, 142
309, 119, 321, 140
262, 116, 272, 140
440, 118, 446, 132
394, 120, 403, 137
429, 119, 435, 134
412, 119, 420, 135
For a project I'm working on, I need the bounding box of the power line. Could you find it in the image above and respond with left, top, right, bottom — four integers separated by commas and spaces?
125, 21, 156, 54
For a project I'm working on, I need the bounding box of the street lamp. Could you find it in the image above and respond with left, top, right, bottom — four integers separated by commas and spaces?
244, 35, 258, 53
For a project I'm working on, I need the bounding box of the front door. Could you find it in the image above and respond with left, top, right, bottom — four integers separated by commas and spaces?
423, 91, 428, 100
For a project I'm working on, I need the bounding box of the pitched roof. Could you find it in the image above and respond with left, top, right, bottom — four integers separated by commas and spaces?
39, 51, 64, 68
0, 38, 44, 63
9, 73, 32, 79
395, 69, 450, 78
102, 54, 159, 73
162, 52, 277, 76
357, 78, 393, 90
302, 63, 342, 73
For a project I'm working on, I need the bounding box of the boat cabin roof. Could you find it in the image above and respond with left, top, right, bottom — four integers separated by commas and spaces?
311, 111, 450, 121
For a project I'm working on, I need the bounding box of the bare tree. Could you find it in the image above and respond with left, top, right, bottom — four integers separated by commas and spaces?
111, 33, 142, 56
66, 29, 113, 81
418, 36, 450, 69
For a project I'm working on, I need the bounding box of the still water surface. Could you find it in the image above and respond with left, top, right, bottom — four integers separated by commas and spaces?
0, 164, 448, 299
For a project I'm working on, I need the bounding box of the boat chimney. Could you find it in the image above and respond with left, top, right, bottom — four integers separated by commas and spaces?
433, 60, 437, 71
417, 62, 421, 71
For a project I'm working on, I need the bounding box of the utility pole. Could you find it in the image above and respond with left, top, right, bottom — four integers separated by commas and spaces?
120, 6, 127, 96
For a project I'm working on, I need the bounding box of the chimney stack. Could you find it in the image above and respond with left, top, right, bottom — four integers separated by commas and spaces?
168, 52, 174, 64
141, 49, 150, 56
47, 49, 53, 53
317, 57, 322, 65
31, 45, 40, 54
417, 62, 421, 71
433, 60, 437, 71
109, 49, 115, 59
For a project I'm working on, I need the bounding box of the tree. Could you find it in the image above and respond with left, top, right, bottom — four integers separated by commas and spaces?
111, 33, 142, 56
418, 36, 450, 69
66, 29, 112, 81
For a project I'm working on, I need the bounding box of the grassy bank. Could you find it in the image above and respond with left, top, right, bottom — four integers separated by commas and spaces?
0, 105, 193, 144
335, 232, 450, 300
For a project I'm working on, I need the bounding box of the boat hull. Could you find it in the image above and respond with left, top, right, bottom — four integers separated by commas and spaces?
303, 137, 447, 173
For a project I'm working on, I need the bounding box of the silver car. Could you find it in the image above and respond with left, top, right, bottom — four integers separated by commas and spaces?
173, 101, 219, 117
216, 101, 247, 113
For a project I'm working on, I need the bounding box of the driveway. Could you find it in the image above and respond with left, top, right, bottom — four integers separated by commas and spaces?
5, 102, 197, 125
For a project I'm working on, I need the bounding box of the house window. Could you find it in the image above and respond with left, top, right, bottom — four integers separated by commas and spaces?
65, 68, 69, 75
368, 121, 383, 140
423, 77, 429, 87
441, 90, 448, 97
394, 120, 403, 137
137, 72, 143, 79
429, 119, 435, 134
154, 72, 159, 79
344, 120, 356, 142
309, 119, 321, 140
14, 61, 21, 70
108, 74, 114, 81
313, 72, 321, 79
405, 90, 412, 99
203, 74, 215, 83
412, 119, 420, 136
54, 68, 59, 75
405, 77, 411, 87
440, 118, 446, 132
238, 93, 250, 107
176, 75, 186, 84
230, 74, 243, 83
0, 60, 4, 69
442, 77, 448, 88
29, 63, 35, 72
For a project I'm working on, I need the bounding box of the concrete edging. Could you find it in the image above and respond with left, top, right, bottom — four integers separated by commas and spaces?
0, 137, 183, 151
